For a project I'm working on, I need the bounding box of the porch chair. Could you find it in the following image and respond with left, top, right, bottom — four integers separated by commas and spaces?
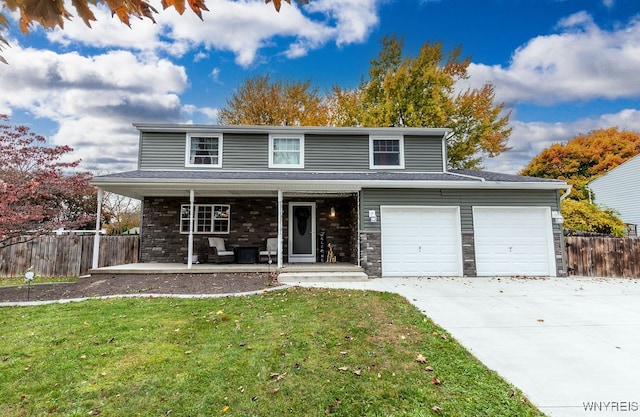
259, 237, 278, 263
207, 237, 235, 263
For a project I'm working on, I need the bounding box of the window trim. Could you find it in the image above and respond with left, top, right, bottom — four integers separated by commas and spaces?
185, 133, 223, 168
180, 204, 230, 234
268, 134, 305, 169
369, 136, 405, 169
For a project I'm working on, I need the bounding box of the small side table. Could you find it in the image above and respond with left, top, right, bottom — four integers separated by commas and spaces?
235, 246, 259, 264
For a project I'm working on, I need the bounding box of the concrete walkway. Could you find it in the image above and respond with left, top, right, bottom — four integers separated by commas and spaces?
291, 277, 640, 417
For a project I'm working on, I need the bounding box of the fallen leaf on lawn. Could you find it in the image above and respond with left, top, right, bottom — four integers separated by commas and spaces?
239, 342, 246, 346
221, 405, 230, 413
270, 372, 287, 381
271, 388, 280, 394
353, 369, 362, 376
424, 366, 434, 372
432, 405, 442, 412
216, 310, 224, 315
431, 376, 442, 385
238, 386, 245, 393
508, 389, 515, 398
440, 334, 448, 340
100, 372, 107, 377
340, 351, 348, 355
251, 396, 258, 402
80, 355, 87, 359
184, 350, 192, 354
338, 366, 349, 371
415, 354, 427, 363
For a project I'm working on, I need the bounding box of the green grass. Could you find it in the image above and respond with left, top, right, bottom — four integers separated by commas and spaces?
0, 288, 544, 416
0, 276, 78, 287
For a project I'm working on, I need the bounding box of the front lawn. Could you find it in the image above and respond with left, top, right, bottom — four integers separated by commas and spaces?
0, 287, 544, 416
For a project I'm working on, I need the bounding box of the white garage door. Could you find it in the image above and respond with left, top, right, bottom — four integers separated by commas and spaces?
473, 207, 556, 277
381, 206, 462, 277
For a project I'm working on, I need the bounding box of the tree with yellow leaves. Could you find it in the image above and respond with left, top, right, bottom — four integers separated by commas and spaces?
328, 35, 512, 169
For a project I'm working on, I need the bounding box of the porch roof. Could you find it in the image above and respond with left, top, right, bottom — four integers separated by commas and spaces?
92, 169, 568, 199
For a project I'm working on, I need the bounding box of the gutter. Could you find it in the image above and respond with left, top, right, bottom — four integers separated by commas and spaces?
560, 184, 573, 200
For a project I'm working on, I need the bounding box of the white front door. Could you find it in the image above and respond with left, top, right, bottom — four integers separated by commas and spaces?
288, 202, 316, 263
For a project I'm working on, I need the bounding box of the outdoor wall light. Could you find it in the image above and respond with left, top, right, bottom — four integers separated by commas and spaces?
330, 207, 336, 218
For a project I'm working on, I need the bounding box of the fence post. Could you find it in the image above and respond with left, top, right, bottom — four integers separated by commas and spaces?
92, 188, 104, 269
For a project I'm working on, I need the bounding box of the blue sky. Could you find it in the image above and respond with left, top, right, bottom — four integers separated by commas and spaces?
1, 0, 639, 174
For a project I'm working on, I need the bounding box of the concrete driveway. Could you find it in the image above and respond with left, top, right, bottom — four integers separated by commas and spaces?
292, 277, 640, 417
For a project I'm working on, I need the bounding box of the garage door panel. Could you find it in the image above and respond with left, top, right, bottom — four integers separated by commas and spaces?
381, 206, 462, 277
473, 207, 555, 277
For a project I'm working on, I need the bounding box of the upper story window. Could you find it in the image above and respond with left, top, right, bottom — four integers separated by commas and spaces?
186, 134, 222, 168
370, 136, 404, 169
180, 204, 230, 234
269, 134, 304, 168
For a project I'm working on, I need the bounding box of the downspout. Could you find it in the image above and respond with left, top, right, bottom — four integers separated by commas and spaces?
560, 185, 572, 200
357, 191, 361, 267
91, 187, 103, 270
187, 189, 195, 269
277, 190, 283, 268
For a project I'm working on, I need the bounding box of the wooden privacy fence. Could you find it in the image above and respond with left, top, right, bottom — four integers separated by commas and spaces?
0, 235, 139, 278
565, 236, 640, 278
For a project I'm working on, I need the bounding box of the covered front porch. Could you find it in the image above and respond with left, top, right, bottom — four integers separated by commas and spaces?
91, 171, 365, 276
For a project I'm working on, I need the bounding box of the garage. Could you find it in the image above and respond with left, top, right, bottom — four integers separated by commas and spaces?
380, 206, 462, 277
473, 207, 556, 277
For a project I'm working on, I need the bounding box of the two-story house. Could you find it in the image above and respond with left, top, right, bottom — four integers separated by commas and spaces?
92, 124, 569, 277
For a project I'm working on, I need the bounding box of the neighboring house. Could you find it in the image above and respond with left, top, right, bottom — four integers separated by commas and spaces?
589, 154, 640, 233
92, 124, 569, 277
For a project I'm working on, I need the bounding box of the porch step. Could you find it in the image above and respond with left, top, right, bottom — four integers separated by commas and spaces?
278, 271, 369, 283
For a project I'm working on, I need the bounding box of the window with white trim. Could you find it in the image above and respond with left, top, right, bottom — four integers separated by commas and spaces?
370, 136, 404, 169
180, 204, 230, 234
269, 134, 304, 168
186, 134, 222, 167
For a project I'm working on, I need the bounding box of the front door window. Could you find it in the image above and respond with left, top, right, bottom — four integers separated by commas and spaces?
289, 203, 316, 262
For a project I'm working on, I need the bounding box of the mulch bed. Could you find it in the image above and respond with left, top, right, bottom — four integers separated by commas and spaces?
0, 273, 281, 303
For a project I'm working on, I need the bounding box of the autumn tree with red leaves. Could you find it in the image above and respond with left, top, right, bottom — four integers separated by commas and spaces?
0, 115, 96, 248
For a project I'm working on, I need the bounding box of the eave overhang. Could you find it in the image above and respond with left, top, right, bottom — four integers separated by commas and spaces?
92, 172, 569, 200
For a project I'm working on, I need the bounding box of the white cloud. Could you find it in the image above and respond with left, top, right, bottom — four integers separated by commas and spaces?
484, 109, 640, 174
40, 0, 378, 66
0, 44, 188, 172
466, 12, 640, 106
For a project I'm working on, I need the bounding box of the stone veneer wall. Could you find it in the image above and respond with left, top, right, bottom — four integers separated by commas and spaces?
461, 232, 476, 277
359, 231, 381, 278
141, 196, 358, 264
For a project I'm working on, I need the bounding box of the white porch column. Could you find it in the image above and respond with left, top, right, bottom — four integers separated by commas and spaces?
187, 189, 195, 269
92, 187, 103, 270
277, 190, 283, 268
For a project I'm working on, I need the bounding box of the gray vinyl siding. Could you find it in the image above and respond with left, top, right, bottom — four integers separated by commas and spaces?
139, 132, 186, 170
139, 131, 445, 172
305, 134, 369, 171
360, 188, 560, 233
404, 136, 444, 171
222, 133, 268, 170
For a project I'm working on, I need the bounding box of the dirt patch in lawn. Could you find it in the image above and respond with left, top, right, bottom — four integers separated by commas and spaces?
0, 272, 280, 303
